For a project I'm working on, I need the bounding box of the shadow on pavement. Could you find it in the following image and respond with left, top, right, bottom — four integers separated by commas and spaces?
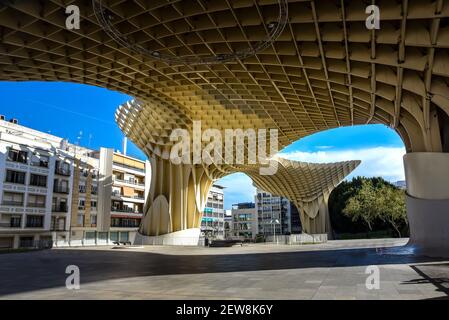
402, 263, 449, 297
0, 245, 447, 297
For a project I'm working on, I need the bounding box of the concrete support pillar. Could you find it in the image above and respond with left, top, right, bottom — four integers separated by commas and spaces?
13, 235, 19, 249
298, 195, 332, 236
140, 157, 214, 237
404, 152, 449, 257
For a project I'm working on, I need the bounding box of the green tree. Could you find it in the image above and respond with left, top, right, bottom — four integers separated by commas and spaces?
342, 179, 379, 231
377, 186, 407, 237
339, 177, 408, 238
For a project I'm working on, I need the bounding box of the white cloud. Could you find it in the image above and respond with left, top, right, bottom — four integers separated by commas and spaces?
216, 147, 406, 209
216, 173, 256, 209
279, 147, 406, 182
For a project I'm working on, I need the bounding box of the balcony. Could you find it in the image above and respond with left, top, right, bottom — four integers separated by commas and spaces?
111, 191, 122, 198
52, 205, 68, 213
110, 222, 140, 228
53, 186, 70, 194
113, 161, 145, 173
27, 203, 46, 208
112, 192, 144, 201
110, 218, 141, 228
0, 221, 21, 228
25, 224, 44, 228
50, 227, 66, 231
30, 160, 49, 168
111, 207, 143, 215
2, 200, 23, 206
113, 178, 144, 187
55, 167, 71, 176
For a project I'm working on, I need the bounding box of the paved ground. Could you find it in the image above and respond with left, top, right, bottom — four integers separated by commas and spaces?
0, 238, 448, 300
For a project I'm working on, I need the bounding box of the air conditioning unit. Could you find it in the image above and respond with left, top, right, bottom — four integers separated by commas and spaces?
10, 118, 18, 124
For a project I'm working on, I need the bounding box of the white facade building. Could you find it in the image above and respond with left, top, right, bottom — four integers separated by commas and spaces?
0, 117, 149, 249
231, 202, 257, 239
201, 184, 225, 239
255, 189, 302, 237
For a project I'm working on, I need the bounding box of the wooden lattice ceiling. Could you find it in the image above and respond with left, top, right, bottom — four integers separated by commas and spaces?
1, 0, 449, 153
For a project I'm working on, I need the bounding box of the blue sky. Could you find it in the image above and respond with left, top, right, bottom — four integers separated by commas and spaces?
0, 81, 405, 210
0, 81, 144, 160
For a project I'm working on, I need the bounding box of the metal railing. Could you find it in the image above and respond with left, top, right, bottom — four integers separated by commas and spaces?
55, 167, 71, 176
112, 193, 144, 200
50, 227, 66, 231
110, 222, 140, 228
53, 186, 70, 194
1, 201, 23, 206
27, 203, 46, 208
0, 222, 21, 228
52, 206, 68, 213
113, 178, 144, 187
111, 207, 143, 214
30, 161, 49, 168
113, 161, 145, 173
25, 224, 44, 228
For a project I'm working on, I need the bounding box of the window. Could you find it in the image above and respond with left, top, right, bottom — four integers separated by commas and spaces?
80, 168, 89, 177
26, 215, 44, 228
110, 232, 119, 242
79, 185, 86, 193
119, 232, 129, 242
91, 186, 98, 195
111, 218, 119, 226
5, 170, 26, 184
91, 215, 97, 225
52, 198, 67, 212
10, 216, 21, 228
27, 194, 46, 208
85, 232, 95, 240
19, 236, 34, 248
98, 231, 107, 240
51, 216, 65, 230
53, 179, 69, 193
2, 192, 24, 206
77, 215, 84, 226
30, 154, 49, 168
78, 199, 85, 210
29, 174, 47, 187
91, 201, 97, 210
55, 161, 70, 176
7, 149, 27, 164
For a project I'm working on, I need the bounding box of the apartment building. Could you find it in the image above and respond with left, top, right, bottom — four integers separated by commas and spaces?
71, 148, 149, 245
224, 210, 232, 239
60, 147, 99, 246
200, 184, 225, 239
0, 117, 149, 249
0, 118, 75, 248
231, 202, 257, 239
109, 152, 149, 243
255, 189, 302, 237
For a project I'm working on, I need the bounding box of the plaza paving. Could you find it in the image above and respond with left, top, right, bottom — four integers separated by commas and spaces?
0, 239, 448, 300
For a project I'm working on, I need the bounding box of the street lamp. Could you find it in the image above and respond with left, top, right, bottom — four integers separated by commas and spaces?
270, 219, 280, 244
